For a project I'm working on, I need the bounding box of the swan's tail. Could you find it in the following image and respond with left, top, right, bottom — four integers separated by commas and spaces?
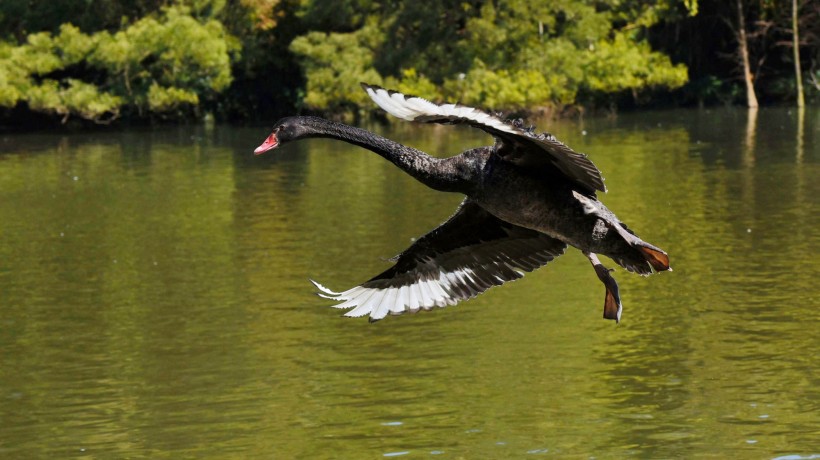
607, 217, 670, 275
612, 231, 671, 275
635, 241, 671, 272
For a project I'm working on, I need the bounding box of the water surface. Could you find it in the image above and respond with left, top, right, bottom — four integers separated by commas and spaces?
1, 108, 818, 458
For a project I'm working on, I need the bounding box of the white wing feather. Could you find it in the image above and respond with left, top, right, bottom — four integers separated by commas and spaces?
364, 84, 516, 134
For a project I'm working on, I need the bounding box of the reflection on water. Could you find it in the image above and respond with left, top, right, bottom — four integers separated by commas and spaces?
0, 108, 818, 457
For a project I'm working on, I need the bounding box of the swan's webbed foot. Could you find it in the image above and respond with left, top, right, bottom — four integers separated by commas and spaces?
586, 253, 622, 323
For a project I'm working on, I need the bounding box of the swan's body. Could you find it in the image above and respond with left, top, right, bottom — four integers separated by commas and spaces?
255, 84, 670, 323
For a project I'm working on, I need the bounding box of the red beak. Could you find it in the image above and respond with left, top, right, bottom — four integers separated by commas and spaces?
254, 133, 279, 155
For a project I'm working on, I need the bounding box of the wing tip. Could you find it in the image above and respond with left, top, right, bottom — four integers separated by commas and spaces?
360, 82, 385, 96
309, 278, 341, 296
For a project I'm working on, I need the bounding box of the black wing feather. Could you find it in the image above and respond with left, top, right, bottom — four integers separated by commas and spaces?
313, 199, 567, 321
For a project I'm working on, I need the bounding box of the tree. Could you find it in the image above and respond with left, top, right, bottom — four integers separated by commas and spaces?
442, 0, 689, 110
0, 6, 239, 122
289, 0, 689, 113
792, 0, 804, 107
734, 0, 760, 108
289, 22, 383, 113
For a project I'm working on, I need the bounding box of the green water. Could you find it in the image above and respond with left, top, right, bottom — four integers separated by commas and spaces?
1, 108, 818, 458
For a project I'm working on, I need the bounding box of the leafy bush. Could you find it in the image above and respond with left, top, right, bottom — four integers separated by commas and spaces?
289, 21, 383, 113
291, 0, 690, 113
0, 7, 239, 123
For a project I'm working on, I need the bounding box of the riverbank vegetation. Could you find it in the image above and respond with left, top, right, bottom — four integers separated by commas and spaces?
0, 0, 817, 127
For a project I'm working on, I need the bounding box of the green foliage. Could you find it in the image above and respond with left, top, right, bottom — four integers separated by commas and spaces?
289, 0, 691, 113
0, 6, 239, 122
0, 43, 25, 106
27, 79, 122, 122
375, 1, 480, 83
384, 68, 441, 100
92, 6, 239, 114
436, 0, 688, 109
289, 21, 382, 112
581, 32, 688, 93
2, 0, 814, 125
0, 24, 122, 121
147, 83, 199, 111
443, 61, 554, 109
295, 0, 379, 31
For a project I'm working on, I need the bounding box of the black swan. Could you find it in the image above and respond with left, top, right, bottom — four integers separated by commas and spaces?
255, 84, 670, 323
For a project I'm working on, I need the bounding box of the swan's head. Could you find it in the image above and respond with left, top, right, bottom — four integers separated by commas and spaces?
254, 117, 310, 155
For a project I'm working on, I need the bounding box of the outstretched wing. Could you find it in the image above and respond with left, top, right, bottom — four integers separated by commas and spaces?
361, 83, 606, 195
312, 199, 567, 322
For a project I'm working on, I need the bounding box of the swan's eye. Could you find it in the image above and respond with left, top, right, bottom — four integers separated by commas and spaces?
276, 124, 285, 132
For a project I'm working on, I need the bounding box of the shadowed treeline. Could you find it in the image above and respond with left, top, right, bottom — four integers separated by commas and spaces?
0, 0, 817, 128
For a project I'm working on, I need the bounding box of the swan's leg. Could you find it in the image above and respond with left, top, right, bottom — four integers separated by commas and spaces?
585, 252, 622, 323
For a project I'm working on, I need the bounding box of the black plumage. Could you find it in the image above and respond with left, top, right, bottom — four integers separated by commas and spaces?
255, 84, 670, 323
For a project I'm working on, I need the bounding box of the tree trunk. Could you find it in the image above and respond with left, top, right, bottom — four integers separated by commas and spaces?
737, 0, 759, 108
793, 0, 805, 108
796, 105, 804, 163
743, 107, 758, 167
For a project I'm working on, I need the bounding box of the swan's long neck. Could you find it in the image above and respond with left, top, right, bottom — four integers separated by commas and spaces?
293, 117, 471, 193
